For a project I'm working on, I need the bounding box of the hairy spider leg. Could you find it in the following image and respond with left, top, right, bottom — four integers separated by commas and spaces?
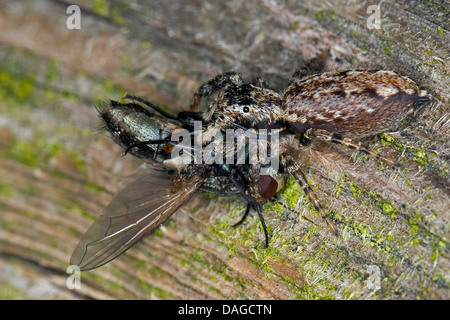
189, 72, 243, 111
284, 156, 338, 235
304, 128, 399, 167
289, 49, 331, 83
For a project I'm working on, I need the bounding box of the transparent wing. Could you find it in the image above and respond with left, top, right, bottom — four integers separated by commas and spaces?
70, 165, 205, 270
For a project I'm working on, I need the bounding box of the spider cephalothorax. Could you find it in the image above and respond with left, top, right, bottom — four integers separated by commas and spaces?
216, 83, 285, 130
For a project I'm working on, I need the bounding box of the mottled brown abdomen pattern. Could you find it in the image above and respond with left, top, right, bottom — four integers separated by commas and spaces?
283, 69, 430, 137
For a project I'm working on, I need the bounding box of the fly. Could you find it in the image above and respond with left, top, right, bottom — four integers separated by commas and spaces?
71, 96, 252, 270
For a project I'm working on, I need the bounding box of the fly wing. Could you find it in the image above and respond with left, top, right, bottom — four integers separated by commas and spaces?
70, 166, 205, 270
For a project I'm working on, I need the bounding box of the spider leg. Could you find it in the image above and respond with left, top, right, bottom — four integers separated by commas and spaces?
305, 128, 399, 167
189, 72, 243, 111
285, 156, 338, 235
289, 49, 330, 83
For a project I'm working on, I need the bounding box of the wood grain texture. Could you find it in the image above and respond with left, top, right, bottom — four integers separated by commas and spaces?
0, 0, 448, 299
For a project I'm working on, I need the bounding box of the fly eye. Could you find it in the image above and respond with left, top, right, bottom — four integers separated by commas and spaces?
243, 106, 250, 113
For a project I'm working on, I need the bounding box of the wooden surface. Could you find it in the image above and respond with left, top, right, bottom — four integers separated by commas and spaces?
0, 0, 448, 299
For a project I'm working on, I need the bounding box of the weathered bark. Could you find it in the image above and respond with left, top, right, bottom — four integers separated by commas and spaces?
0, 0, 448, 299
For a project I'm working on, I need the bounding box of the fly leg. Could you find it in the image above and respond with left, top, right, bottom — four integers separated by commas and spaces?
227, 165, 270, 247
123, 93, 180, 121
231, 199, 269, 248
231, 202, 251, 228
121, 138, 170, 156
253, 202, 269, 248
305, 128, 399, 167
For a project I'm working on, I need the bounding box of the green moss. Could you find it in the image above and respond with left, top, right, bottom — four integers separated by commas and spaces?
431, 240, 447, 262
82, 0, 126, 25
350, 182, 364, 197
437, 27, 444, 36
45, 59, 59, 83
84, 181, 107, 194
381, 202, 397, 218
0, 283, 33, 300
384, 47, 391, 53
409, 220, 420, 235
379, 134, 437, 168
120, 52, 131, 67
291, 286, 334, 300
207, 214, 239, 256
316, 11, 323, 20
4, 135, 70, 172
91, 0, 109, 16
379, 133, 394, 145
60, 90, 78, 101
0, 215, 19, 231
112, 267, 173, 299
414, 147, 430, 167
152, 227, 164, 238
62, 202, 96, 221
410, 237, 422, 246
141, 41, 151, 49
145, 281, 174, 299
0, 70, 35, 103
278, 176, 303, 209
5, 139, 39, 167
0, 183, 16, 198
256, 31, 265, 41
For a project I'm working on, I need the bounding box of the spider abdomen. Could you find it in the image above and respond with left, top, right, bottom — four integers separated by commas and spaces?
283, 69, 430, 137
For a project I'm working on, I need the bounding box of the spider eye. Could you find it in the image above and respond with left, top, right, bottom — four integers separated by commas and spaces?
242, 106, 250, 113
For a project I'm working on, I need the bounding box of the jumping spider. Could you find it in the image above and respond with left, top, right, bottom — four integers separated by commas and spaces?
188, 68, 431, 243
